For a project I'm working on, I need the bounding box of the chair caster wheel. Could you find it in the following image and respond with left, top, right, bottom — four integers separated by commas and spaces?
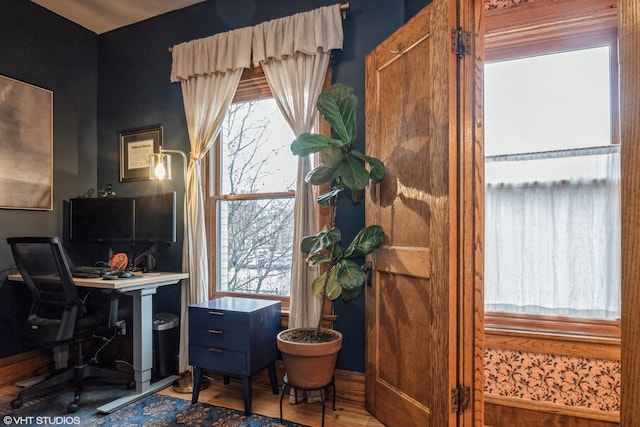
67, 403, 78, 413
11, 398, 23, 409
127, 380, 136, 390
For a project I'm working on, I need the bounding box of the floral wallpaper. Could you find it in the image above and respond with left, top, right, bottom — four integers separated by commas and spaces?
484, 348, 621, 411
484, 0, 533, 10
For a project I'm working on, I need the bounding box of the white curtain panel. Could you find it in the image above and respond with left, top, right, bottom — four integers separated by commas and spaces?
252, 4, 343, 329
484, 146, 621, 319
170, 26, 252, 373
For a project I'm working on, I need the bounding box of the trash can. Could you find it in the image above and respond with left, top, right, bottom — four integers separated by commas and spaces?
152, 312, 179, 379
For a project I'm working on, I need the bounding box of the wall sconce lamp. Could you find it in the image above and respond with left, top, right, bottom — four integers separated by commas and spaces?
149, 149, 188, 185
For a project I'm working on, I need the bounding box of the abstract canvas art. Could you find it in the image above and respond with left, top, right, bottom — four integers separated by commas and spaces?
0, 75, 53, 210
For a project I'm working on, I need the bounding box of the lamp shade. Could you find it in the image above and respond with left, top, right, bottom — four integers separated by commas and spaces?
150, 153, 172, 180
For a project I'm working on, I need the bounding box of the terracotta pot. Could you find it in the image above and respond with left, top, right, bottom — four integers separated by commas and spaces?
277, 328, 343, 388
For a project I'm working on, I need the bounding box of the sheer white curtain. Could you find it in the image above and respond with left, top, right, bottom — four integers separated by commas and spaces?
252, 4, 343, 328
170, 26, 252, 373
484, 146, 621, 319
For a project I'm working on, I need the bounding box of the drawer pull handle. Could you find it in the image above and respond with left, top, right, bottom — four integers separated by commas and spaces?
208, 311, 224, 316
208, 347, 224, 353
208, 329, 224, 335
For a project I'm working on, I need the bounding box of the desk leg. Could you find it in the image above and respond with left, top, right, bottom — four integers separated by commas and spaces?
132, 287, 155, 393
96, 285, 178, 414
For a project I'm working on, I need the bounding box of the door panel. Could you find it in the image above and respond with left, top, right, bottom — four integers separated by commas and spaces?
365, 1, 473, 426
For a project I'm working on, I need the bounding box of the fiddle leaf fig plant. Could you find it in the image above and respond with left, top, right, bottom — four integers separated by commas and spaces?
291, 83, 385, 332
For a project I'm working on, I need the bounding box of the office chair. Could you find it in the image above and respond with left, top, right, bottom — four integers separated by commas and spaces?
7, 237, 134, 413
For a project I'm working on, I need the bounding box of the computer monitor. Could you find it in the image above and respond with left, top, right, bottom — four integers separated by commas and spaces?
134, 192, 177, 243
69, 198, 135, 242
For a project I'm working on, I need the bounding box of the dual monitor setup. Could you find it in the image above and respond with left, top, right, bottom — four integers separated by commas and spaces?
68, 192, 177, 273
69, 192, 176, 243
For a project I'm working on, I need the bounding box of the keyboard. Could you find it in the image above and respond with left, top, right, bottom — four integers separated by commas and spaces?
72, 266, 119, 278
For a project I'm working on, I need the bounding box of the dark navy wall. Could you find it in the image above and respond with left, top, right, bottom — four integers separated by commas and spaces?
406, 0, 432, 21
96, 0, 407, 372
0, 0, 432, 369
0, 0, 98, 357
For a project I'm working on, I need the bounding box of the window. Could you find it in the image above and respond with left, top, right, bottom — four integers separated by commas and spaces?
484, 2, 620, 336
209, 68, 297, 299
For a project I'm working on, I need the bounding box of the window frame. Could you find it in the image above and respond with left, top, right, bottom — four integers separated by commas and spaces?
484, 0, 621, 339
206, 66, 295, 309
205, 65, 332, 317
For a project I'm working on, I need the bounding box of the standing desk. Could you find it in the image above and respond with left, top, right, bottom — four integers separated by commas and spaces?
9, 271, 188, 413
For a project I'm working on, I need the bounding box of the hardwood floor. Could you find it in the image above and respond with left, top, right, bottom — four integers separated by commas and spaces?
0, 381, 382, 426
159, 371, 385, 427
0, 351, 384, 427
0, 378, 383, 427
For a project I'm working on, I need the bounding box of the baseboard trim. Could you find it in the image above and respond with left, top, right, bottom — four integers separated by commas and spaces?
0, 349, 51, 387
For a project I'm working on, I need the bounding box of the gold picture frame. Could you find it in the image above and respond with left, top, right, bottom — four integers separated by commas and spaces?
119, 125, 163, 182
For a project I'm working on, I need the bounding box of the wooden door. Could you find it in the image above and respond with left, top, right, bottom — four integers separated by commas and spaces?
364, 1, 483, 426
620, 1, 640, 425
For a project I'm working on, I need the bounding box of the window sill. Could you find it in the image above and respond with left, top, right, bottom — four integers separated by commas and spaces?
485, 327, 621, 360
485, 311, 621, 337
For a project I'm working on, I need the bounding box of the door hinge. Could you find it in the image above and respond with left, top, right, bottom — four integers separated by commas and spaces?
451, 27, 471, 58
451, 384, 470, 414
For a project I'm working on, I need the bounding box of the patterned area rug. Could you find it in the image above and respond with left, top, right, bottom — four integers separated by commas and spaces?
1, 384, 308, 426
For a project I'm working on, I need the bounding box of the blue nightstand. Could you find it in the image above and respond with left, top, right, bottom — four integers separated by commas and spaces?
189, 297, 281, 414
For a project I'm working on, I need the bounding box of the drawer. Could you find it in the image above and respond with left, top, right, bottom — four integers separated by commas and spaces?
189, 306, 248, 333
189, 328, 247, 352
189, 345, 247, 375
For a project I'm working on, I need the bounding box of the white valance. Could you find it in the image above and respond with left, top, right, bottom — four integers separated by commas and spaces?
170, 26, 253, 82
252, 4, 343, 67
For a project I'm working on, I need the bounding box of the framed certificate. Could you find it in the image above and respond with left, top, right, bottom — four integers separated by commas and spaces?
119, 125, 163, 182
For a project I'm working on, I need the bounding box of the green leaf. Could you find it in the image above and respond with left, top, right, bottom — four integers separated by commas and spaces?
312, 270, 342, 300
300, 226, 341, 255
317, 187, 344, 207
325, 270, 342, 300
337, 156, 371, 191
366, 156, 386, 180
291, 133, 341, 156
350, 150, 386, 180
311, 272, 327, 296
320, 145, 345, 168
317, 84, 357, 145
306, 254, 330, 266
341, 286, 362, 302
343, 225, 385, 258
306, 164, 337, 186
335, 260, 366, 291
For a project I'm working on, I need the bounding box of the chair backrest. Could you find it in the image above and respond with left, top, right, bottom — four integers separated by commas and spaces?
7, 237, 82, 346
